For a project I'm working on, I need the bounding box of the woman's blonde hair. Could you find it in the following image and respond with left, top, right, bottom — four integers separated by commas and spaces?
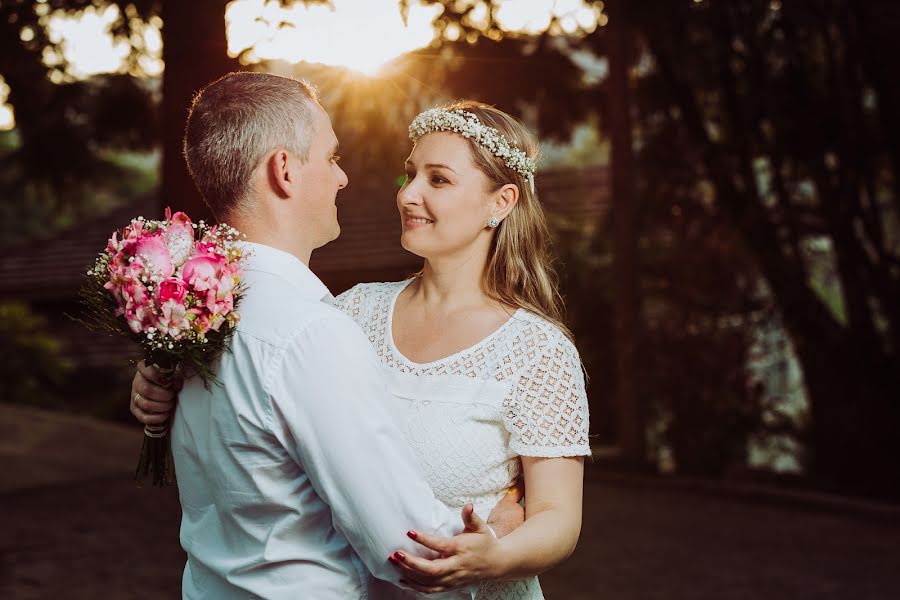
434, 100, 572, 340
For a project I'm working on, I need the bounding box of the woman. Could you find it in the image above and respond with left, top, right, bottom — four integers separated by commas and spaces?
132, 101, 590, 598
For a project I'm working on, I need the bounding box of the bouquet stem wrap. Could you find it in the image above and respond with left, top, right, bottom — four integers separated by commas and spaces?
135, 354, 178, 486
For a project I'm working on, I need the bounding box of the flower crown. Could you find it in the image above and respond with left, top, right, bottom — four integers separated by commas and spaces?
408, 108, 537, 192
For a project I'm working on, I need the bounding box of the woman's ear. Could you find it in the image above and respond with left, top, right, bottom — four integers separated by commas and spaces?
492, 183, 520, 221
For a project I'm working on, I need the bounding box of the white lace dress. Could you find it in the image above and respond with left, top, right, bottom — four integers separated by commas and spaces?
333, 280, 591, 600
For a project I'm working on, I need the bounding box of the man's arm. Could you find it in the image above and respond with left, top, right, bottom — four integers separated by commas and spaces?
486, 479, 525, 538
130, 361, 180, 424
270, 315, 466, 584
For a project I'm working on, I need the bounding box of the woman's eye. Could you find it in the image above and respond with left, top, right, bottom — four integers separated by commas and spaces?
431, 175, 448, 185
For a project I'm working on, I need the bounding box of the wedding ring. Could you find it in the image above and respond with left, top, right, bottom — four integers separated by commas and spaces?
134, 392, 142, 408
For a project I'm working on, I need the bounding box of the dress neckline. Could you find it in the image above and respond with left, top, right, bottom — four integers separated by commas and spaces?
386, 279, 524, 369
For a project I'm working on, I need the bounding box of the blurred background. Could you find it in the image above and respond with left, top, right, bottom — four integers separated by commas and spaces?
1, 1, 899, 598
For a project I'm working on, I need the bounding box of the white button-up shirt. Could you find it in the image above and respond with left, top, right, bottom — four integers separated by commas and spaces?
171, 242, 465, 599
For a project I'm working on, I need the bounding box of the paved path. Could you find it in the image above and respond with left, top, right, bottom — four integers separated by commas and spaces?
2, 405, 898, 599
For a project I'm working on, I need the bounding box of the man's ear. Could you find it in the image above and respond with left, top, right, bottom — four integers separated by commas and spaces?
492, 183, 520, 221
267, 150, 295, 198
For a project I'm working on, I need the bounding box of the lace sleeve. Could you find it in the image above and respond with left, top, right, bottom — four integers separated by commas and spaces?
504, 332, 591, 458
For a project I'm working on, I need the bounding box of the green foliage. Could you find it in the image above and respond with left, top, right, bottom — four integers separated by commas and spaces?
0, 147, 159, 246
542, 123, 609, 168
0, 302, 72, 407
0, 1, 161, 244
0, 130, 19, 152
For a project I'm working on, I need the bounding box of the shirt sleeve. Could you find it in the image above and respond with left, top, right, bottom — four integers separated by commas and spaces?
266, 313, 464, 586
503, 331, 592, 457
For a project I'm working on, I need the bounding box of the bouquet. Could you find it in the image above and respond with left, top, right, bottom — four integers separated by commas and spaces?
79, 208, 246, 486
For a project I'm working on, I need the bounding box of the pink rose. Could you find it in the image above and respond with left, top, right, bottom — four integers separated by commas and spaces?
182, 254, 226, 292
158, 277, 188, 304
163, 211, 195, 268
133, 233, 174, 279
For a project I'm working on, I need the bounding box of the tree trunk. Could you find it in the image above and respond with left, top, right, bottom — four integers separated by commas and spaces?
607, 0, 646, 469
160, 0, 240, 221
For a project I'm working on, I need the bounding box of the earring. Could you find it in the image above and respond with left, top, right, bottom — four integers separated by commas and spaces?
487, 216, 500, 229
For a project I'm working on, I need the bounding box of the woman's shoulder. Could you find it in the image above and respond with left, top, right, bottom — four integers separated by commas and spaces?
507, 309, 579, 354
497, 309, 583, 378
332, 279, 412, 322
334, 279, 409, 305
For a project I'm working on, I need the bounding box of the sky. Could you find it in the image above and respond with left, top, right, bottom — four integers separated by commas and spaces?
0, 0, 602, 130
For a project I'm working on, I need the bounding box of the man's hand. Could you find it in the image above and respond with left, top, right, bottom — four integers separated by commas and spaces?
487, 479, 525, 539
389, 504, 505, 593
130, 360, 182, 425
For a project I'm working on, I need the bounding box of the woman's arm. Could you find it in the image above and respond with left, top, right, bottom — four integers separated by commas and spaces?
491, 456, 583, 577
392, 455, 584, 592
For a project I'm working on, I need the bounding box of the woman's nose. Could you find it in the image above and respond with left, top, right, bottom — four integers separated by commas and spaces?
398, 180, 423, 205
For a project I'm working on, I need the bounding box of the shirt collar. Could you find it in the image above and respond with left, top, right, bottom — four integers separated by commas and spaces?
238, 242, 334, 304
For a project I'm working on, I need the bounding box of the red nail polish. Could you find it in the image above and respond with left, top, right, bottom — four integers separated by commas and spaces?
388, 556, 399, 565
395, 552, 406, 561
407, 530, 418, 540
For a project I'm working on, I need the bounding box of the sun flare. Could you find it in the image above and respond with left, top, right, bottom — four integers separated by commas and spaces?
226, 0, 444, 76
0, 75, 13, 131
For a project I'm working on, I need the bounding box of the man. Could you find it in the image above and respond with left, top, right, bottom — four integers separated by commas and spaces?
129, 72, 519, 599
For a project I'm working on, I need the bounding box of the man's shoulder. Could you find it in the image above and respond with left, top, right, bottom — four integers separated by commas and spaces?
236, 274, 352, 345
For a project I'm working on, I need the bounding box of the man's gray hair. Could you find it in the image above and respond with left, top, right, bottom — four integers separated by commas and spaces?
183, 72, 319, 220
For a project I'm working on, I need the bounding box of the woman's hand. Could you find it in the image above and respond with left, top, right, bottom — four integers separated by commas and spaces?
389, 504, 506, 593
130, 360, 182, 425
